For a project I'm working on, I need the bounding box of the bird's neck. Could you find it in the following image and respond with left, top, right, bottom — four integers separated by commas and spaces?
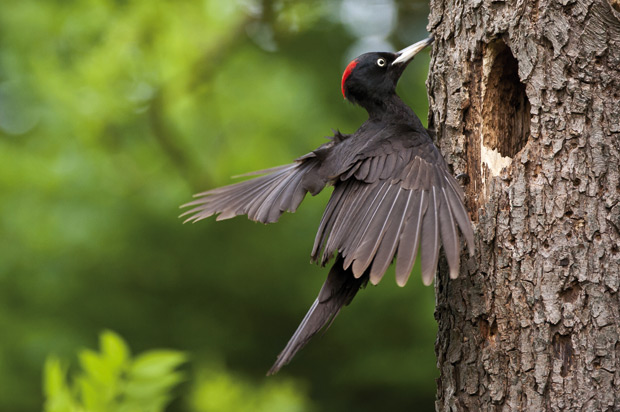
362, 93, 424, 128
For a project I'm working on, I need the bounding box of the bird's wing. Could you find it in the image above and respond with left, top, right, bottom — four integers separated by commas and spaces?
180, 153, 326, 225
311, 132, 474, 286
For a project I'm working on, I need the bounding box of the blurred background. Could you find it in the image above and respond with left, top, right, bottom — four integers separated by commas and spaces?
0, 0, 437, 410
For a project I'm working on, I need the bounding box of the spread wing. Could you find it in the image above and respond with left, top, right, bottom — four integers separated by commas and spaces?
180, 132, 353, 224
180, 154, 326, 224
311, 132, 474, 286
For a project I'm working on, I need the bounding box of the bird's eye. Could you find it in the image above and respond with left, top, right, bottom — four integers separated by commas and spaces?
376, 58, 386, 67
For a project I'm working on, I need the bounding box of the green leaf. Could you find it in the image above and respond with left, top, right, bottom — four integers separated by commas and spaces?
78, 350, 111, 385
77, 375, 107, 412
43, 357, 77, 412
100, 330, 130, 372
43, 357, 67, 400
42, 331, 187, 412
125, 371, 185, 399
130, 350, 187, 379
189, 369, 312, 412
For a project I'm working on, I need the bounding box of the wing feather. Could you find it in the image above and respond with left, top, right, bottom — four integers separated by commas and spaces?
369, 189, 412, 284
311, 183, 347, 258
354, 157, 371, 180
181, 160, 323, 224
420, 187, 440, 285
351, 185, 401, 277
443, 175, 475, 256
336, 183, 385, 262
187, 129, 475, 289
314, 136, 474, 287
321, 182, 370, 264
395, 190, 426, 286
344, 184, 392, 274
439, 187, 460, 279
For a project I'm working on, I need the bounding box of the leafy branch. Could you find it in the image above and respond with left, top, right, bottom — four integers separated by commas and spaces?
44, 330, 187, 412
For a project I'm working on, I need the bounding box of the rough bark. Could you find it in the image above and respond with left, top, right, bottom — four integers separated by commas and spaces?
427, 0, 620, 410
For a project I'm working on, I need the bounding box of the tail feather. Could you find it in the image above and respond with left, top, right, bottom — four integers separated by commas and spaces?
267, 256, 368, 375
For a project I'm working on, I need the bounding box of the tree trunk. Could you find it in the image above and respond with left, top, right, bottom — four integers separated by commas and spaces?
427, 0, 620, 410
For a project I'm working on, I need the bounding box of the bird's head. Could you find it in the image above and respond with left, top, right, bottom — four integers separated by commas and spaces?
341, 37, 433, 108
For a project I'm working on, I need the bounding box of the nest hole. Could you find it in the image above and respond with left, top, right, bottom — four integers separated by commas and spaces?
482, 41, 531, 158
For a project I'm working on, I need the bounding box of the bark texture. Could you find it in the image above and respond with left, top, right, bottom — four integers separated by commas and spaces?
427, 0, 620, 410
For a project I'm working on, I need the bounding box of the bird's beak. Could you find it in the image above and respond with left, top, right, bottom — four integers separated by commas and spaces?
392, 36, 434, 65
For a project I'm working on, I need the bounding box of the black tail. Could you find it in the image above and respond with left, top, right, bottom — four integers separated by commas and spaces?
267, 256, 368, 375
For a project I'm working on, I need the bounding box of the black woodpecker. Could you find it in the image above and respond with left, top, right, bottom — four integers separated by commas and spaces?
181, 36, 474, 375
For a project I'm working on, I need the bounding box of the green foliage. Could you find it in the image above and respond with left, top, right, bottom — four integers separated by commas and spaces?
43, 331, 312, 412
2, 1, 436, 411
43, 331, 186, 412
190, 368, 311, 412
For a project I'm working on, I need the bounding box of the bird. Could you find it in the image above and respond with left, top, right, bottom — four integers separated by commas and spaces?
181, 36, 474, 375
